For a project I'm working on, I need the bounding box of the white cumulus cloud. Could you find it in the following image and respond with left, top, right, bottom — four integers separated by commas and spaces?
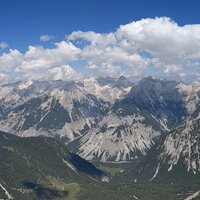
0, 41, 80, 83
67, 17, 200, 81
0, 42, 9, 49
0, 17, 200, 83
40, 34, 54, 42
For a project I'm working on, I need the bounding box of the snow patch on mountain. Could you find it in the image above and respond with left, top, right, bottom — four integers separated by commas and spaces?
0, 182, 13, 200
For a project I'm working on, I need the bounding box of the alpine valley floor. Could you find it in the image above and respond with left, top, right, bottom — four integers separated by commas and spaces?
1, 132, 200, 200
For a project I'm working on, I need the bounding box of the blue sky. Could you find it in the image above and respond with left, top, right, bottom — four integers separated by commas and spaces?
1, 0, 200, 51
0, 0, 200, 83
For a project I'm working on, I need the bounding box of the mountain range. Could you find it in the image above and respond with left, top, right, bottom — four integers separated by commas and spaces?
0, 76, 200, 185
133, 103, 200, 184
